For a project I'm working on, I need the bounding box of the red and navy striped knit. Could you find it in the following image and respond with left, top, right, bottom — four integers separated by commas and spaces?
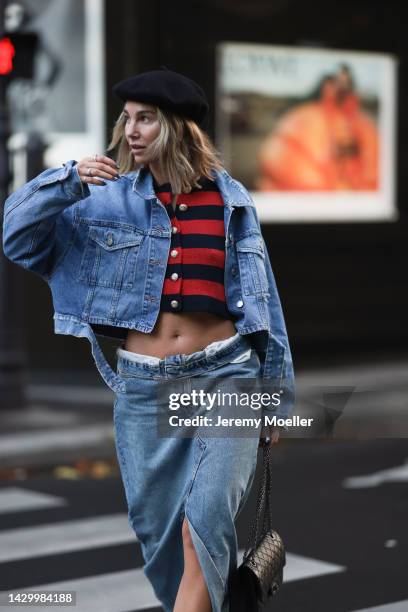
154, 176, 231, 318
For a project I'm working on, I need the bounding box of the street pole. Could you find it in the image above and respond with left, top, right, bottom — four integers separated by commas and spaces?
0, 0, 26, 410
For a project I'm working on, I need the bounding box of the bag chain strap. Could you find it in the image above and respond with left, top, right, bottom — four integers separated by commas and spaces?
243, 441, 274, 560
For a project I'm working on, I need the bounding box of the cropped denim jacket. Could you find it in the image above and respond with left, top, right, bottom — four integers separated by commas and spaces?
2, 160, 295, 418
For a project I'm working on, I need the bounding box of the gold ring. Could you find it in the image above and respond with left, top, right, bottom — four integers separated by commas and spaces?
87, 167, 92, 177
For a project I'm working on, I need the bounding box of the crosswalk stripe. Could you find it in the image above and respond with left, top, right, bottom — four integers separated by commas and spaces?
352, 601, 408, 612
235, 550, 345, 582
0, 568, 158, 612
27, 384, 113, 406
0, 545, 346, 610
343, 460, 408, 488
0, 514, 134, 563
0, 425, 114, 458
0, 511, 346, 578
0, 488, 66, 515
283, 552, 345, 581
0, 549, 346, 612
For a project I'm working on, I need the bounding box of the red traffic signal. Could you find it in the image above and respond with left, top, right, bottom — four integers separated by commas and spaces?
0, 32, 39, 81
0, 37, 14, 75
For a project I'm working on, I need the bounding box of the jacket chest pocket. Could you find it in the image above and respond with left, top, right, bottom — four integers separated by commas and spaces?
235, 235, 269, 296
78, 226, 143, 289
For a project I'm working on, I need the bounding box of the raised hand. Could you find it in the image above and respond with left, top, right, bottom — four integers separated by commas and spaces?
76, 154, 120, 186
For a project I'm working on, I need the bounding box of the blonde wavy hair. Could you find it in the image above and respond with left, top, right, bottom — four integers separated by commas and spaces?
106, 105, 225, 194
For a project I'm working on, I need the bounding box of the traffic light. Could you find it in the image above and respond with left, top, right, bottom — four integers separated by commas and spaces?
0, 32, 39, 82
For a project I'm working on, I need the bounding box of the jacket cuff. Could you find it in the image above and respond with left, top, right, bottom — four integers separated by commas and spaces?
61, 159, 90, 200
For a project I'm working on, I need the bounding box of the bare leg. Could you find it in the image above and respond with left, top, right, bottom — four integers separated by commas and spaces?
173, 517, 212, 612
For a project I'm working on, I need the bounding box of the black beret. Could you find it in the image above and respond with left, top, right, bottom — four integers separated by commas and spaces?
112, 68, 209, 126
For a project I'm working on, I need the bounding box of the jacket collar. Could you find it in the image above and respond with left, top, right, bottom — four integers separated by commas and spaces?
124, 166, 253, 207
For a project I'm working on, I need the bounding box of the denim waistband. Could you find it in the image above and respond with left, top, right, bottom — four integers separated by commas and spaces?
116, 332, 253, 378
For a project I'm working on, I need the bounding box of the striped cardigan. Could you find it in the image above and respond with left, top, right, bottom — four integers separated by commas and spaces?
154, 176, 231, 319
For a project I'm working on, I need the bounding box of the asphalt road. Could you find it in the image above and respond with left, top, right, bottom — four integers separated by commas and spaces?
0, 438, 407, 612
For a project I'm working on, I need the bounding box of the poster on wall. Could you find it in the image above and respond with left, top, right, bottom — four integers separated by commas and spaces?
216, 42, 398, 222
6, 0, 105, 187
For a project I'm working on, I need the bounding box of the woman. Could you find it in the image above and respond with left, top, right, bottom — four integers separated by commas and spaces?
3, 68, 294, 612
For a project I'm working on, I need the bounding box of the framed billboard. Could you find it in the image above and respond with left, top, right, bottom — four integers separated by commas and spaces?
216, 42, 398, 223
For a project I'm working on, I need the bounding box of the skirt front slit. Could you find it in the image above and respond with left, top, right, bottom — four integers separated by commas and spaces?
113, 332, 262, 612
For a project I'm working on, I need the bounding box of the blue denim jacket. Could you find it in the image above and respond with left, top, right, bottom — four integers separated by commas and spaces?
2, 159, 295, 417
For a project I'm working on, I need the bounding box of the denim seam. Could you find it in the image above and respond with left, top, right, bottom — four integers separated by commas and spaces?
46, 205, 79, 281
179, 434, 207, 526
4, 183, 42, 217
113, 409, 135, 524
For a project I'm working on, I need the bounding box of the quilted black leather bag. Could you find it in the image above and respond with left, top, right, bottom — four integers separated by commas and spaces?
229, 437, 286, 610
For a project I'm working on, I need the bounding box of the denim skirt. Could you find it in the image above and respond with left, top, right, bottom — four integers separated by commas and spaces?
113, 332, 262, 612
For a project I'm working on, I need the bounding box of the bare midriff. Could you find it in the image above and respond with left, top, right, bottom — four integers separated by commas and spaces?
125, 311, 237, 359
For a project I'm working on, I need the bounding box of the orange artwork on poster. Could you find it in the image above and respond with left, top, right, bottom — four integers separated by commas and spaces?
256, 66, 380, 192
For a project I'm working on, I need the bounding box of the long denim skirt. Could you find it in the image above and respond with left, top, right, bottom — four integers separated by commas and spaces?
113, 332, 262, 612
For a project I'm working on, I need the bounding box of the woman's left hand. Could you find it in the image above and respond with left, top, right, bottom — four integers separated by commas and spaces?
259, 424, 281, 446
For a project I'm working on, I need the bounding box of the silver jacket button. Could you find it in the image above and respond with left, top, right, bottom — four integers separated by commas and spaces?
236, 299, 244, 307
171, 273, 179, 280
170, 300, 179, 308
106, 234, 114, 246
170, 249, 178, 258
179, 203, 188, 211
